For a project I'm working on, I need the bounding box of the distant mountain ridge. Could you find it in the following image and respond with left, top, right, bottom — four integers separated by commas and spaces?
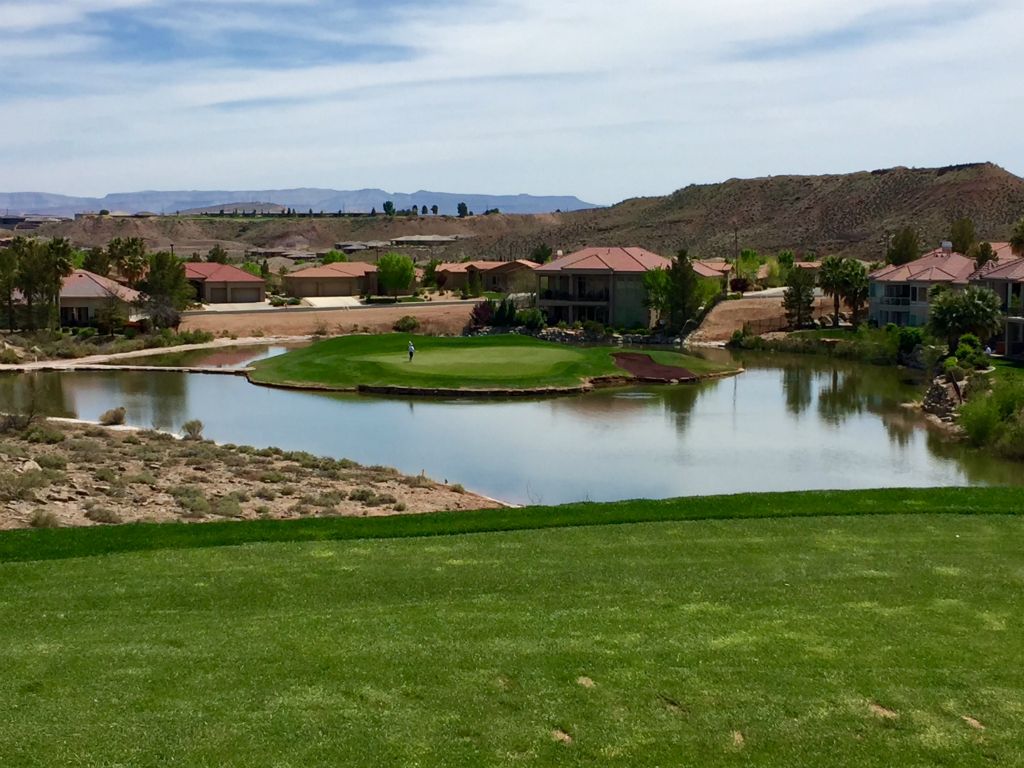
0, 188, 599, 217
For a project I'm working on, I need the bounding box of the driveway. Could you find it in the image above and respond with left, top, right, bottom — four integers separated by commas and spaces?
301, 296, 363, 309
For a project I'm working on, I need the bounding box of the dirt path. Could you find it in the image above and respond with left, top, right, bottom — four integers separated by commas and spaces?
688, 295, 832, 344
612, 352, 696, 382
180, 302, 477, 337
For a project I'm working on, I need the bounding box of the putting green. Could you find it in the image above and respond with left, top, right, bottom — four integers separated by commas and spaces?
250, 333, 735, 392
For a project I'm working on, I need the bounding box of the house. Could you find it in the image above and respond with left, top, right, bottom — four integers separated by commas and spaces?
434, 261, 499, 291
283, 262, 378, 297
184, 262, 266, 304
868, 243, 983, 327
59, 269, 142, 326
692, 260, 732, 280
535, 247, 671, 326
970, 243, 1024, 356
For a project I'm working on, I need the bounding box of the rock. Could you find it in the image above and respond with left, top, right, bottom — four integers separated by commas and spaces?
21, 460, 41, 473
922, 377, 961, 420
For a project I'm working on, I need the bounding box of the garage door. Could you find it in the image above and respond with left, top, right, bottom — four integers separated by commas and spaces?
208, 287, 228, 303
231, 287, 262, 303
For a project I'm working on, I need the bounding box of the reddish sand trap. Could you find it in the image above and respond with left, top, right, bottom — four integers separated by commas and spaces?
613, 352, 696, 382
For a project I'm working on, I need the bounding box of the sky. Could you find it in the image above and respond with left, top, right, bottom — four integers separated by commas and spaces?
2, 0, 1022, 204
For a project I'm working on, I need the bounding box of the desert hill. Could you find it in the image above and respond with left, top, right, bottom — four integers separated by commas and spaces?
36, 163, 1024, 261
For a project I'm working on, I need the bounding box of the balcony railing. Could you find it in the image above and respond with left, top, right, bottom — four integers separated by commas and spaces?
877, 296, 911, 306
540, 289, 610, 302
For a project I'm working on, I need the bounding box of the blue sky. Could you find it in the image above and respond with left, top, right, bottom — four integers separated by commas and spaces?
2, 0, 1021, 203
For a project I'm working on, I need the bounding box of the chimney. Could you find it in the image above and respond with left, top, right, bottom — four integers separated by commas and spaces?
940, 240, 953, 255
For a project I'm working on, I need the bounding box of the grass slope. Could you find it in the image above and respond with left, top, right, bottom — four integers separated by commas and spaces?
1, 488, 1022, 766
249, 333, 728, 390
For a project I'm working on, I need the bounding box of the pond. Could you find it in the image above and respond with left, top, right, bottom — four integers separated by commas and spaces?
2, 348, 1019, 505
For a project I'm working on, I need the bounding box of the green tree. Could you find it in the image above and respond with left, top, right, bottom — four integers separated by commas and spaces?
207, 244, 229, 263
783, 266, 815, 328
466, 269, 483, 298
0, 239, 20, 331
949, 217, 976, 255
422, 258, 440, 287
13, 238, 46, 330
928, 286, 1003, 351
734, 248, 762, 284
431, 205, 439, 216
457, 202, 469, 218
970, 241, 995, 269
839, 259, 869, 327
322, 250, 348, 264
376, 252, 415, 297
108, 237, 148, 286
818, 255, 846, 327
887, 227, 920, 265
82, 247, 111, 276
643, 267, 671, 325
530, 243, 553, 264
665, 250, 701, 332
40, 238, 75, 330
95, 298, 128, 335
382, 201, 396, 216
138, 251, 195, 329
1010, 217, 1024, 257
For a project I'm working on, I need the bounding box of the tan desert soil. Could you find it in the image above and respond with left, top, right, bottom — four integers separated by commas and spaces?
180, 302, 476, 337
688, 295, 833, 344
0, 420, 500, 530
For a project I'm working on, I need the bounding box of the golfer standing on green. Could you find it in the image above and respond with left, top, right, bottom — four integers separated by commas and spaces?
408, 340, 415, 362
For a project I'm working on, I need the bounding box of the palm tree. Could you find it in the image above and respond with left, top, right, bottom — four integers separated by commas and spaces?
41, 238, 75, 330
1010, 217, 1024, 257
839, 260, 869, 327
818, 255, 846, 327
928, 285, 1003, 351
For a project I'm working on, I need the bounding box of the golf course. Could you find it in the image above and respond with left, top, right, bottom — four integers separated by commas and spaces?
2, 487, 1022, 766
248, 334, 736, 392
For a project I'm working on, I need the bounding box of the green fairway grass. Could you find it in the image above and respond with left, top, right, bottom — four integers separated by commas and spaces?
249, 333, 732, 390
1, 488, 1022, 766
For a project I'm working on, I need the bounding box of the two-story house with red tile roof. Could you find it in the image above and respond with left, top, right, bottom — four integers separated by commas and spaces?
535, 247, 670, 327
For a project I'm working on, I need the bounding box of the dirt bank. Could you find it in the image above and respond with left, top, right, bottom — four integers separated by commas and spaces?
180, 303, 477, 337
689, 295, 833, 344
0, 419, 501, 530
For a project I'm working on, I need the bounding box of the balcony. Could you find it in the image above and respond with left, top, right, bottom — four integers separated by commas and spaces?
877, 296, 911, 306
540, 289, 610, 302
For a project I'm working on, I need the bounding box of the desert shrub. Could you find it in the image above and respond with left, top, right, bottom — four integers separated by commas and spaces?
393, 315, 420, 332
35, 452, 68, 470
23, 424, 65, 444
312, 321, 329, 337
256, 486, 278, 500
393, 502, 407, 512
0, 470, 48, 501
0, 348, 19, 364
993, 412, 1024, 460
255, 504, 271, 515
348, 488, 374, 503
169, 484, 210, 516
959, 378, 1024, 449
278, 484, 297, 496
94, 467, 118, 483
99, 406, 127, 426
85, 507, 122, 524
400, 473, 434, 488
211, 495, 243, 518
181, 419, 204, 440
29, 509, 61, 528
449, 483, 465, 494
126, 471, 158, 486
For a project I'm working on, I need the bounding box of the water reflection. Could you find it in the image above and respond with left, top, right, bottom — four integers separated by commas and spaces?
0, 350, 1019, 505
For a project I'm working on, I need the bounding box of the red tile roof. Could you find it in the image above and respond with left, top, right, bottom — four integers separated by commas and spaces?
436, 260, 505, 274
184, 262, 264, 283
977, 257, 1024, 282
61, 269, 141, 302
692, 259, 731, 278
286, 262, 376, 279
535, 247, 670, 274
869, 248, 978, 285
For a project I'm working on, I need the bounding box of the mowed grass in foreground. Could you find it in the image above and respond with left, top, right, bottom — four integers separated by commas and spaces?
249, 333, 732, 390
2, 490, 1022, 766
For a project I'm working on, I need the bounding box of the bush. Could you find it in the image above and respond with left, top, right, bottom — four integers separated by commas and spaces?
169, 484, 210, 517
515, 308, 545, 331
77, 327, 97, 340
582, 320, 606, 337
36, 453, 67, 470
29, 509, 61, 528
85, 507, 122, 524
895, 326, 924, 356
0, 348, 19, 364
470, 299, 496, 327
99, 406, 126, 426
943, 357, 965, 383
182, 419, 204, 440
393, 315, 420, 332
959, 378, 1024, 450
23, 424, 65, 444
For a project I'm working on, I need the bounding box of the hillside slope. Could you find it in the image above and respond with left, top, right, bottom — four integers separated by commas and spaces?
36, 163, 1024, 261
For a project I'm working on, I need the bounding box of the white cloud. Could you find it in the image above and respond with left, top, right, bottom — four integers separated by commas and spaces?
1, 0, 1021, 201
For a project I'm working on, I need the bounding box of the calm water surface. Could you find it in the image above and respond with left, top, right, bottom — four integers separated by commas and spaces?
2, 349, 1019, 504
